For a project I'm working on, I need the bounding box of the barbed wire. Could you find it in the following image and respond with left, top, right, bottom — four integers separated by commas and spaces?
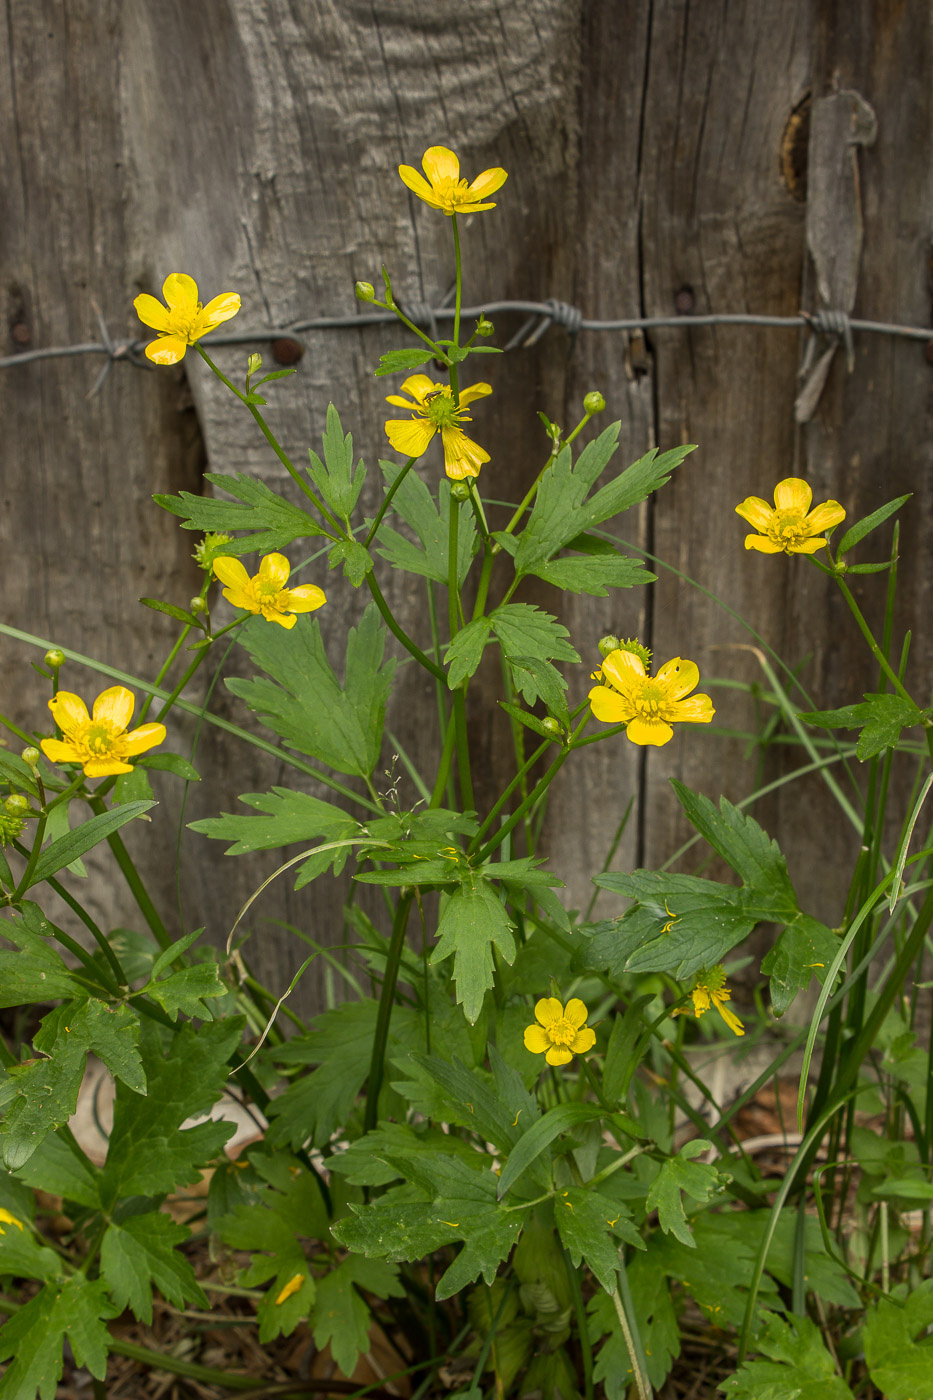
2, 300, 931, 402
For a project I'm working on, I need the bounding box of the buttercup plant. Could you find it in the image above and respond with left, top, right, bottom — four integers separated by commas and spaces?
0, 144, 930, 1400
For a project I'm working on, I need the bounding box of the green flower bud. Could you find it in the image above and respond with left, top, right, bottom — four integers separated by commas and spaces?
21, 747, 40, 769
598, 635, 621, 658
450, 481, 471, 501
44, 648, 65, 670
584, 390, 606, 415
355, 281, 376, 303
193, 532, 233, 569
541, 717, 563, 738
190, 597, 209, 615
247, 352, 263, 376
4, 794, 29, 817
0, 810, 25, 845
476, 316, 494, 338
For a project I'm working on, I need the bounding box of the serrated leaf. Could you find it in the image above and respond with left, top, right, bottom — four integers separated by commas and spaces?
588, 1252, 680, 1395
445, 618, 493, 687
375, 347, 434, 376
27, 801, 155, 889
312, 1256, 404, 1376
799, 693, 924, 759
430, 875, 517, 1023
403, 1051, 537, 1159
721, 1310, 854, 1399
1, 1001, 144, 1170
644, 1141, 720, 1246
760, 916, 839, 1016
226, 604, 395, 778
100, 1212, 207, 1323
0, 1277, 117, 1400
671, 781, 795, 897
305, 403, 366, 520
329, 1121, 486, 1186
11, 1129, 101, 1208
497, 1104, 604, 1198
156, 472, 325, 553
862, 1280, 933, 1399
555, 1187, 643, 1291
190, 786, 359, 886
136, 752, 200, 781
837, 494, 910, 555
99, 1017, 242, 1205
0, 1209, 62, 1283
374, 462, 476, 585
0, 905, 99, 1007
146, 961, 226, 1021
531, 550, 653, 595
328, 538, 373, 585
508, 655, 569, 720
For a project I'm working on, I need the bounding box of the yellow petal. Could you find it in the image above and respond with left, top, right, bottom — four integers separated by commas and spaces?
122, 722, 166, 756
564, 998, 589, 1029
84, 757, 135, 776
669, 694, 715, 724
745, 535, 785, 553
691, 987, 711, 1014
734, 496, 774, 531
222, 587, 259, 613
399, 374, 440, 403
524, 1024, 550, 1054
282, 585, 326, 612
385, 393, 419, 408
274, 1273, 305, 1306
535, 996, 564, 1027
625, 716, 674, 746
40, 737, 83, 765
385, 418, 435, 458
162, 272, 199, 310
441, 426, 488, 479
92, 686, 135, 732
133, 293, 172, 332
803, 500, 846, 533
545, 1046, 573, 1066
654, 657, 699, 702
789, 536, 829, 554
266, 609, 298, 628
588, 685, 629, 724
145, 336, 188, 365
773, 477, 812, 513
213, 556, 251, 589
457, 381, 493, 406
259, 553, 291, 589
421, 145, 461, 186
467, 167, 508, 200
398, 165, 442, 206
714, 995, 745, 1037
601, 649, 646, 690
196, 292, 241, 331
570, 1026, 597, 1054
49, 691, 90, 735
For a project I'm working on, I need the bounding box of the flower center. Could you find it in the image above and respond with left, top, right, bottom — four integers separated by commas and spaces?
632, 681, 668, 717
422, 389, 461, 428
84, 723, 116, 756
768, 509, 808, 544
432, 175, 473, 212
547, 1017, 578, 1046
166, 302, 204, 343
254, 579, 283, 601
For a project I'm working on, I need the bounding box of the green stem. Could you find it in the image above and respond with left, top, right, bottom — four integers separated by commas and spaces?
448, 483, 461, 639
452, 689, 474, 813
196, 345, 342, 537
450, 213, 463, 400
612, 1259, 652, 1400
430, 711, 458, 810
137, 623, 193, 724
365, 573, 445, 682
10, 810, 49, 901
365, 459, 415, 547
833, 572, 914, 704
44, 869, 128, 987
563, 1247, 595, 1400
88, 797, 171, 951
364, 890, 414, 1133
472, 546, 495, 621
472, 720, 584, 864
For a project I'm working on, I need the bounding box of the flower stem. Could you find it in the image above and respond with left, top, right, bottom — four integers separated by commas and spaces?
365, 574, 445, 682
563, 1246, 595, 1400
87, 796, 171, 951
447, 493, 474, 812
450, 213, 463, 402
365, 458, 415, 547
364, 890, 414, 1133
612, 1259, 652, 1400
472, 716, 587, 864
832, 571, 914, 704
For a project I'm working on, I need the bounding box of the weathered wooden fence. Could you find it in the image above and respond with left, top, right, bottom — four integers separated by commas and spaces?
3, 1, 932, 1011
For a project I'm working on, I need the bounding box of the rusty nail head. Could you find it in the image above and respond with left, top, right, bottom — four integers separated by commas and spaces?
674, 287, 695, 315
11, 323, 30, 346
271, 337, 304, 365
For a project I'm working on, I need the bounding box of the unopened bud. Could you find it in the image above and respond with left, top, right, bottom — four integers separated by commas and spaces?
21, 747, 40, 769
598, 635, 621, 658
4, 794, 29, 817
355, 281, 376, 303
541, 717, 563, 737
476, 317, 494, 338
450, 481, 471, 501
247, 352, 263, 376
584, 391, 606, 415
44, 648, 65, 670
189, 597, 209, 615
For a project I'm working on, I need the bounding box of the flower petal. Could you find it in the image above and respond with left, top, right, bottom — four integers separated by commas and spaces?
570, 1026, 596, 1054
734, 496, 774, 531
535, 997, 564, 1027
399, 374, 439, 403
564, 998, 589, 1029
162, 272, 199, 310
84, 757, 134, 776
601, 649, 646, 691
789, 536, 829, 554
222, 587, 259, 613
654, 657, 699, 702
421, 145, 461, 186
40, 737, 83, 765
588, 685, 629, 724
213, 556, 251, 589
669, 694, 715, 724
713, 993, 745, 1036
92, 686, 135, 732
524, 1024, 550, 1054
259, 553, 291, 589
133, 293, 172, 332
457, 381, 493, 407
49, 691, 91, 736
398, 166, 443, 206
745, 535, 785, 553
122, 722, 166, 756
441, 426, 488, 479
691, 987, 711, 1014
385, 418, 435, 458
196, 293, 241, 331
545, 1046, 573, 1066
385, 393, 419, 408
625, 716, 674, 746
282, 585, 326, 613
803, 500, 846, 533
773, 477, 812, 513
145, 336, 188, 365
467, 167, 508, 200
266, 609, 298, 628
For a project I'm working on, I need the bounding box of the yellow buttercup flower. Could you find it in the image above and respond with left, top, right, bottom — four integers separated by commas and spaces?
0, 1209, 24, 1234
274, 1273, 305, 1306
588, 649, 714, 747
524, 997, 596, 1067
134, 273, 240, 365
41, 687, 166, 778
385, 375, 492, 480
398, 145, 507, 215
672, 965, 744, 1037
212, 552, 326, 630
735, 477, 845, 554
